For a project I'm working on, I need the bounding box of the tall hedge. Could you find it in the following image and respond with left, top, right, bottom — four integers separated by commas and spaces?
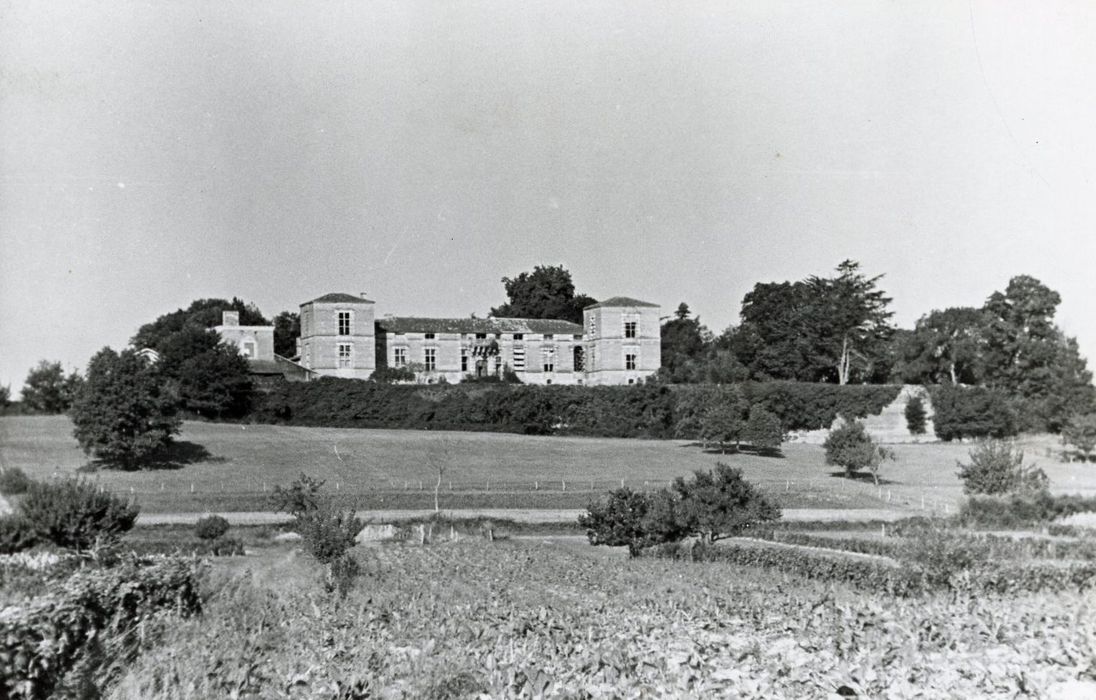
928, 385, 1018, 441
252, 378, 902, 439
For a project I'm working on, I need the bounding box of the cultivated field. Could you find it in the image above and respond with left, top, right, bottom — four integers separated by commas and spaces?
3, 415, 1095, 515
107, 537, 1096, 699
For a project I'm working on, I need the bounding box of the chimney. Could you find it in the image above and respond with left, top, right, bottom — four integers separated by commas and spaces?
360, 292, 368, 299
223, 310, 240, 326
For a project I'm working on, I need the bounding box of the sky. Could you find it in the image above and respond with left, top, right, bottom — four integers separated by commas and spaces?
2, 1, 1095, 394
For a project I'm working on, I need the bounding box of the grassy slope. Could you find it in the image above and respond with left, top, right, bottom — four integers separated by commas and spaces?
4, 415, 1094, 514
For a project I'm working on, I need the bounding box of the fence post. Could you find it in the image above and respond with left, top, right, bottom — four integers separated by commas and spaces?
562, 480, 566, 491
535, 481, 539, 491
190, 483, 194, 493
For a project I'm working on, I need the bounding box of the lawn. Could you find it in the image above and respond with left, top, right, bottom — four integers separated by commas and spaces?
3, 415, 1094, 514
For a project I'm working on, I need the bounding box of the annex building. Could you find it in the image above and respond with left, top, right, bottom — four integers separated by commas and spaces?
217, 293, 661, 386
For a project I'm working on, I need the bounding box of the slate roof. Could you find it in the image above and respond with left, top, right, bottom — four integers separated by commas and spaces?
377, 316, 583, 336
584, 296, 658, 309
306, 293, 375, 305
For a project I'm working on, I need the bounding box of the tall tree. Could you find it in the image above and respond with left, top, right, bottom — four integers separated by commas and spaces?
70, 347, 181, 469
156, 326, 254, 419
981, 275, 1095, 431
21, 360, 81, 413
659, 303, 714, 382
897, 307, 987, 385
132, 297, 269, 350
806, 260, 895, 385
490, 265, 596, 324
273, 311, 301, 357
729, 281, 819, 381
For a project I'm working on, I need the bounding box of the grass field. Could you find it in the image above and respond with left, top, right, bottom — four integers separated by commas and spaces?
3, 415, 1095, 515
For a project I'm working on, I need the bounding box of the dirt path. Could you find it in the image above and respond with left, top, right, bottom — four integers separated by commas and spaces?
136, 507, 915, 527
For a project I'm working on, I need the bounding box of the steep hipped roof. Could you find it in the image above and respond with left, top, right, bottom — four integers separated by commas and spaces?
584, 296, 658, 309
305, 293, 375, 305
377, 316, 583, 335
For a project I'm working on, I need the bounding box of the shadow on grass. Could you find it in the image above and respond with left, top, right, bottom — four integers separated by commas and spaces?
698, 446, 786, 459
79, 441, 227, 472
827, 470, 898, 486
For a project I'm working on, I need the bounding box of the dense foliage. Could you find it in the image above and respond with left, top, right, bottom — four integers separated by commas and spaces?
956, 440, 1048, 496
19, 478, 139, 551
70, 347, 181, 468
253, 378, 900, 437
489, 265, 596, 325
194, 514, 230, 540
928, 384, 1017, 441
20, 360, 81, 414
904, 396, 927, 435
1063, 413, 1096, 460
957, 492, 1096, 528
271, 473, 361, 594
823, 420, 895, 484
0, 515, 38, 554
0, 467, 31, 495
1, 557, 203, 700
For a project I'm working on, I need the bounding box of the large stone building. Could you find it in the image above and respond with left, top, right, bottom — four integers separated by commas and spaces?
293, 293, 661, 385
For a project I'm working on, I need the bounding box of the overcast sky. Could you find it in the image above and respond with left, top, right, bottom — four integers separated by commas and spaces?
3, 1, 1095, 393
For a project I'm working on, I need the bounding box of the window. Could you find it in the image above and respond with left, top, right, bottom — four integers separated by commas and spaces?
624, 321, 637, 339
424, 348, 436, 371
588, 316, 597, 336
573, 346, 584, 371
241, 340, 256, 358
543, 348, 555, 373
425, 332, 436, 340
475, 333, 487, 339
393, 347, 407, 367
544, 334, 554, 340
338, 311, 351, 336
338, 343, 352, 368
494, 356, 502, 375
513, 346, 525, 371
461, 349, 469, 372
625, 353, 637, 370
513, 333, 523, 341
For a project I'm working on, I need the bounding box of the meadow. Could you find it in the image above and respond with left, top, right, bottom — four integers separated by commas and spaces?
4, 415, 1095, 515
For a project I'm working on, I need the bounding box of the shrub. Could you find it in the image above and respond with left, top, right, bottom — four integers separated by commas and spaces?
270, 472, 326, 517
823, 420, 895, 484
296, 505, 362, 564
897, 527, 992, 587
326, 553, 361, 597
929, 384, 1017, 441
958, 492, 1096, 528
742, 405, 784, 453
904, 396, 927, 435
579, 487, 657, 557
671, 463, 781, 543
1063, 413, 1096, 461
0, 515, 38, 554
957, 440, 1048, 496
194, 514, 230, 540
19, 479, 139, 551
0, 467, 31, 495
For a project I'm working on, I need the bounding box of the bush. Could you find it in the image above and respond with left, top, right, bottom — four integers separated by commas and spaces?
897, 526, 992, 586
19, 479, 139, 551
742, 405, 784, 453
0, 467, 31, 495
823, 420, 894, 484
957, 440, 1048, 496
0, 515, 38, 554
270, 473, 326, 517
904, 396, 927, 435
958, 492, 1096, 528
579, 487, 659, 557
671, 463, 781, 543
194, 514, 230, 540
295, 505, 362, 564
929, 384, 1017, 441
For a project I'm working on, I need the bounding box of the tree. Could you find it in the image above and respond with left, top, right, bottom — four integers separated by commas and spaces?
956, 440, 1048, 496
21, 360, 81, 413
0, 384, 9, 409
743, 405, 784, 454
897, 307, 986, 385
19, 478, 139, 551
806, 260, 895, 385
490, 265, 596, 324
904, 397, 927, 435
729, 281, 819, 381
659, 303, 712, 382
70, 347, 181, 469
131, 297, 269, 350
981, 276, 1095, 431
823, 420, 895, 485
578, 487, 655, 557
152, 325, 254, 419
698, 391, 747, 452
273, 311, 301, 357
671, 464, 781, 544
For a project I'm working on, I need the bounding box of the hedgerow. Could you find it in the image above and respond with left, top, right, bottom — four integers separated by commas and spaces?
929, 384, 1018, 441
251, 378, 900, 437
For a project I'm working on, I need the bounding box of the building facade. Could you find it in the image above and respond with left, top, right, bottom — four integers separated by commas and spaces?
582, 297, 662, 386
298, 293, 377, 380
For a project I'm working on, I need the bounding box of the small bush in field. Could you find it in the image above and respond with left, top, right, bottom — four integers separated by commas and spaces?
898, 527, 992, 587
579, 487, 658, 557
195, 514, 230, 540
19, 478, 139, 551
296, 505, 362, 564
904, 397, 927, 435
1063, 413, 1096, 461
0, 467, 31, 495
270, 472, 325, 517
672, 463, 781, 543
823, 420, 894, 484
957, 440, 1048, 496
0, 515, 38, 554
742, 405, 784, 453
